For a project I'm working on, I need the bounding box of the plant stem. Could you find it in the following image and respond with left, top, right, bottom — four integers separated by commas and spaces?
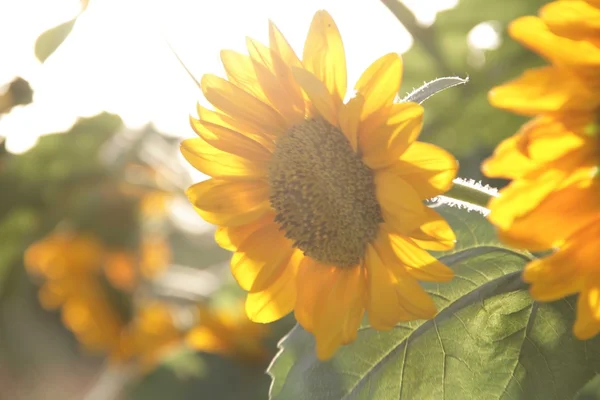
442, 178, 499, 210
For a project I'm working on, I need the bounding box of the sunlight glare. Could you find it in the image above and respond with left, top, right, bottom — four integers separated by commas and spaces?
0, 0, 458, 154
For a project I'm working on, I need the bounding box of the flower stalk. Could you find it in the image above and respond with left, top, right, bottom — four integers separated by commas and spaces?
436, 178, 499, 214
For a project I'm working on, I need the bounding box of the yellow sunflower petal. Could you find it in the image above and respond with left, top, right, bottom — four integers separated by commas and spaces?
245, 249, 303, 323
246, 38, 305, 125
517, 114, 592, 163
370, 236, 438, 318
181, 138, 268, 179
487, 146, 597, 232
482, 134, 537, 179
523, 252, 583, 301
292, 67, 338, 126
295, 258, 334, 333
488, 66, 599, 115
496, 183, 600, 250
186, 179, 271, 227
189, 118, 272, 161
574, 281, 600, 339
510, 16, 600, 67
312, 265, 366, 360
303, 10, 347, 105
220, 50, 269, 103
360, 103, 424, 169
355, 53, 403, 120
269, 20, 302, 68
385, 228, 454, 282
365, 243, 434, 330
195, 104, 275, 152
541, 0, 600, 39
374, 170, 428, 235
407, 207, 456, 251
340, 271, 366, 345
524, 220, 600, 295
201, 74, 287, 137
385, 142, 458, 199
215, 213, 275, 251
338, 94, 365, 152
231, 222, 294, 292
487, 169, 567, 231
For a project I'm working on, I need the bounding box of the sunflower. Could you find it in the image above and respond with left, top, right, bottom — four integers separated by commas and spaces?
182, 10, 457, 359
26, 229, 270, 367
483, 0, 600, 338
484, 0, 600, 246
522, 214, 600, 339
118, 302, 183, 370
186, 303, 269, 362
25, 231, 128, 356
24, 230, 175, 367
483, 113, 600, 246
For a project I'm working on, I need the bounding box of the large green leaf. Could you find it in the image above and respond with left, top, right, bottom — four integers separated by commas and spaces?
268, 203, 600, 399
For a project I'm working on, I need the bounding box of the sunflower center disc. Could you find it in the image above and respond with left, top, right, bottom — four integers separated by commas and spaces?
268, 117, 383, 267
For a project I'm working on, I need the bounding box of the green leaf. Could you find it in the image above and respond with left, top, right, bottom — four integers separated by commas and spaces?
268, 203, 600, 399
34, 18, 77, 63
0, 208, 37, 298
130, 352, 271, 400
576, 375, 600, 400
162, 347, 207, 380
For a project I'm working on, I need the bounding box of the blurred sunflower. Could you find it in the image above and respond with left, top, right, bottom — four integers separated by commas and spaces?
25, 229, 269, 369
182, 10, 458, 359
25, 232, 124, 354
186, 304, 269, 363
24, 229, 174, 366
483, 0, 600, 338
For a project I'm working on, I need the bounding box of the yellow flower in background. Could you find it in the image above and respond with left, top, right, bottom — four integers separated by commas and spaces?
484, 0, 600, 244
25, 230, 174, 366
483, 113, 600, 247
25, 232, 126, 355
186, 304, 269, 362
488, 2, 600, 117
484, 0, 600, 339
523, 216, 600, 339
26, 230, 270, 369
119, 302, 183, 370
103, 235, 171, 292
182, 10, 458, 359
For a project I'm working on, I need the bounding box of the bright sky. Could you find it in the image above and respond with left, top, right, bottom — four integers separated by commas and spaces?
0, 0, 459, 153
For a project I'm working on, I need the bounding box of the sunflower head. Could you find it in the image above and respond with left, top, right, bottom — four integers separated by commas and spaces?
268, 115, 383, 267
183, 10, 458, 359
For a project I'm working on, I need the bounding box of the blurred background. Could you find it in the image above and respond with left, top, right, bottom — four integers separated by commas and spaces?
0, 0, 546, 398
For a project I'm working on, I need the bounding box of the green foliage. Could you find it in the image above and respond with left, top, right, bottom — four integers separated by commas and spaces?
162, 348, 208, 380
577, 375, 600, 400
130, 353, 271, 400
6, 112, 122, 184
394, 0, 548, 181
0, 113, 122, 222
0, 208, 37, 298
268, 204, 600, 400
34, 0, 88, 63
34, 19, 77, 63
0, 113, 123, 297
